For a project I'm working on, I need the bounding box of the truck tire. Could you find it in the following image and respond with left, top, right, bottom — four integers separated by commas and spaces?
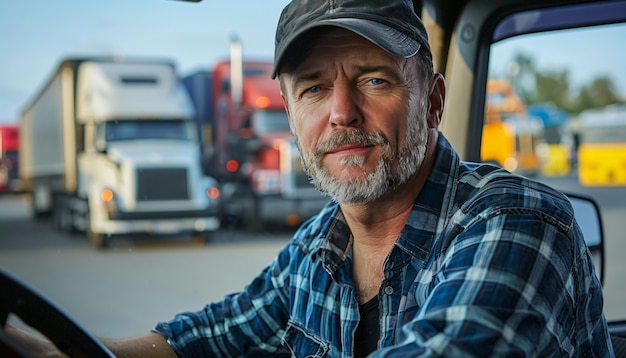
88, 230, 108, 249
31, 185, 52, 220
192, 231, 212, 245
53, 195, 75, 233
85, 203, 108, 249
31, 201, 50, 220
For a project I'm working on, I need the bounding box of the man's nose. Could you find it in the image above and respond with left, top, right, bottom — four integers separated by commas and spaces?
329, 82, 363, 128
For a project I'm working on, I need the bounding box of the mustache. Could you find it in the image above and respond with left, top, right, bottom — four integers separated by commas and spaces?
314, 128, 388, 156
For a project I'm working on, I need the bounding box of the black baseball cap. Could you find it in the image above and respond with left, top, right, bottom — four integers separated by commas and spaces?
272, 0, 431, 79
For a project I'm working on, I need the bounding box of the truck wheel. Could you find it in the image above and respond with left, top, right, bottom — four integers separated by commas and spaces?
31, 185, 52, 220
88, 230, 108, 249
85, 203, 108, 249
53, 196, 75, 233
31, 197, 51, 220
192, 232, 211, 245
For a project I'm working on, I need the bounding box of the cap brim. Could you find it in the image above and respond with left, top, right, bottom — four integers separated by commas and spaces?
272, 18, 421, 79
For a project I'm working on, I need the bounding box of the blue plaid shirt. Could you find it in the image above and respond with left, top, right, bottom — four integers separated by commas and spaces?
154, 133, 613, 357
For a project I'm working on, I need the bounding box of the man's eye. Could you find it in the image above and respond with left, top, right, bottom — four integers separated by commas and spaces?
307, 86, 322, 94
369, 78, 386, 86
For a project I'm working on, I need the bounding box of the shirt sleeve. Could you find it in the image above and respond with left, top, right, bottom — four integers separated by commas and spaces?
152, 242, 295, 357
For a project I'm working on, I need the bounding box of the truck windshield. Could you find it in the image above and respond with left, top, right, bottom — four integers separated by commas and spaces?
251, 110, 290, 134
105, 120, 195, 142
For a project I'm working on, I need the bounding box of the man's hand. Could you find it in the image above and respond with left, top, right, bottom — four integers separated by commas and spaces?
5, 322, 67, 357
6, 323, 177, 358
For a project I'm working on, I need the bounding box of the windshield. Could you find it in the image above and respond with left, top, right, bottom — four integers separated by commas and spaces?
104, 120, 196, 142
251, 110, 290, 134
3, 0, 626, 351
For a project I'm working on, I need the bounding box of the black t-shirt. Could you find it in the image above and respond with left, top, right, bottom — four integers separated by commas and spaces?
353, 295, 380, 357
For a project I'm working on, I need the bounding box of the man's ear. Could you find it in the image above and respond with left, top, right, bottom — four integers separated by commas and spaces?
426, 73, 446, 129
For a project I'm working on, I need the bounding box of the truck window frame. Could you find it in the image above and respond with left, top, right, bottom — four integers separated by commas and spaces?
440, 0, 626, 163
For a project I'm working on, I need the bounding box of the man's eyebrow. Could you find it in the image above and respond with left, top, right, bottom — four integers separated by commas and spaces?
353, 64, 402, 82
353, 64, 390, 73
290, 70, 322, 93
291, 70, 323, 90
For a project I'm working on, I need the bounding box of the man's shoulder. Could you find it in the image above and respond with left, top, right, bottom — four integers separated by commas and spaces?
456, 162, 574, 222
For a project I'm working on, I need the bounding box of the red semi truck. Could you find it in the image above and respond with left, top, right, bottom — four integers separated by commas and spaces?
0, 124, 20, 193
182, 40, 328, 230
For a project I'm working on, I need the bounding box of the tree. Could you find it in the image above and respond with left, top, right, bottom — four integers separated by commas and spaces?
498, 52, 624, 115
506, 53, 537, 104
568, 76, 623, 113
534, 69, 571, 110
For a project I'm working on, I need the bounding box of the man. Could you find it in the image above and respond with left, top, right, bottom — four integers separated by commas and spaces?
9, 0, 613, 356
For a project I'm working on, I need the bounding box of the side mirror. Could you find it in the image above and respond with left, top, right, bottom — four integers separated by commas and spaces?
564, 192, 605, 285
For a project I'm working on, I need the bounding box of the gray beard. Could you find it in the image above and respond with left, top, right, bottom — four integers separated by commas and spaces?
297, 118, 429, 204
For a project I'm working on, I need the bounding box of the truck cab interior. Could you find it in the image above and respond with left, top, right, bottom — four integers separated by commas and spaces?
1, 0, 626, 356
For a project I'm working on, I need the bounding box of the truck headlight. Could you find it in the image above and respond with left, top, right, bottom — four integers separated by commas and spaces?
100, 188, 118, 213
207, 186, 220, 200
201, 176, 221, 203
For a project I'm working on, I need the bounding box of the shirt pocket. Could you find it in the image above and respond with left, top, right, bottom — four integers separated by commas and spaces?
282, 319, 330, 358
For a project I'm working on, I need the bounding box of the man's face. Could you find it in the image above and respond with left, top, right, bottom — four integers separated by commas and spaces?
280, 28, 430, 204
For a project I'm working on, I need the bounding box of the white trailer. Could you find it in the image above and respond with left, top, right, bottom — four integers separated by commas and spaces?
19, 57, 220, 247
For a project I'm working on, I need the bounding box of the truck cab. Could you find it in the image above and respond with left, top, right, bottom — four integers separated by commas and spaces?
184, 57, 329, 230
0, 125, 20, 193
19, 58, 221, 247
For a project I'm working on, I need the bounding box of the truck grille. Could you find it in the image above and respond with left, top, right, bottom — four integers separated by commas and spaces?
136, 168, 188, 201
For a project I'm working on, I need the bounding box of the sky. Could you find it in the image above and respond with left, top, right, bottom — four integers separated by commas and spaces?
1, 0, 625, 123
0, 0, 290, 123
490, 23, 626, 95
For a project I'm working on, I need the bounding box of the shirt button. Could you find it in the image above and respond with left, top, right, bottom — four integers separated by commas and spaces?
384, 286, 394, 295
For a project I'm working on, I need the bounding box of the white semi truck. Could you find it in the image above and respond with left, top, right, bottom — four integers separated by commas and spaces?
19, 57, 221, 247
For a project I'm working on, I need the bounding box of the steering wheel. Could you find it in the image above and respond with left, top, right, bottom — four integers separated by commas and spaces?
0, 269, 115, 357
